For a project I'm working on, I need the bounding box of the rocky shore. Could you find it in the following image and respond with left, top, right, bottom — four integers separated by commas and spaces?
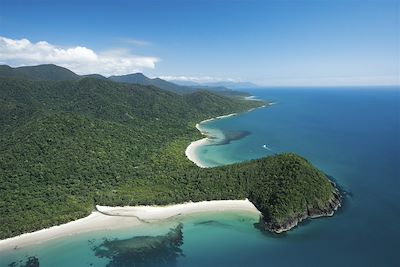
259, 185, 342, 234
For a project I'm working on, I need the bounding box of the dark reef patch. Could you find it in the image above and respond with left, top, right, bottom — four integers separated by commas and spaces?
8, 256, 40, 267
91, 223, 184, 267
212, 130, 251, 145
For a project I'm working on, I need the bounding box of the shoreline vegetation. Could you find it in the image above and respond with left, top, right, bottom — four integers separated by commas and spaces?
0, 199, 259, 252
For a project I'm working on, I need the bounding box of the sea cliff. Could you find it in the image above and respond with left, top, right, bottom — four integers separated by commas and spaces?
257, 184, 341, 233
246, 154, 342, 234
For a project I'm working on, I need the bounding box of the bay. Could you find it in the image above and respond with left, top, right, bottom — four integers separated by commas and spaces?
1, 87, 399, 267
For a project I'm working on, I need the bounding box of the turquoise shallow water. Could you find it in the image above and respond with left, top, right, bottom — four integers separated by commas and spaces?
1, 87, 399, 266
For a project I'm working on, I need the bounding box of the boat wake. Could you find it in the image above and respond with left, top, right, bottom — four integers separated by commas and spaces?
262, 144, 272, 151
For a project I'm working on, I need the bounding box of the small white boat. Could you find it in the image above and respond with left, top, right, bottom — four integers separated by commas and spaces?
262, 144, 271, 150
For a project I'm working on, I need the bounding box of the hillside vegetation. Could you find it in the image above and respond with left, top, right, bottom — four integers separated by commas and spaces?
0, 64, 246, 96
0, 67, 340, 238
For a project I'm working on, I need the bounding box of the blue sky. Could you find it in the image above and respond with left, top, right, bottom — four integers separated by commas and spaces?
0, 0, 398, 86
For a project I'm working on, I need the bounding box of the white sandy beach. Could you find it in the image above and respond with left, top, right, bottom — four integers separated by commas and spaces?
0, 199, 260, 252
185, 101, 268, 168
184, 122, 210, 168
185, 137, 209, 168
185, 113, 238, 168
216, 113, 237, 119
97, 199, 259, 221
0, 211, 141, 252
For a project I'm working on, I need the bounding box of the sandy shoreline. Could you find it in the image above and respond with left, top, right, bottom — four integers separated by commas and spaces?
185, 123, 213, 168
184, 113, 238, 168
0, 199, 259, 252
185, 97, 268, 168
185, 137, 209, 168
97, 199, 259, 221
0, 211, 141, 252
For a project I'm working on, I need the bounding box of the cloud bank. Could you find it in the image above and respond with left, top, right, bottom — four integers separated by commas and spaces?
159, 75, 237, 83
0, 36, 159, 75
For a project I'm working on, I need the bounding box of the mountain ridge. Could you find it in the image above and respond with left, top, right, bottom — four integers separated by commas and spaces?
0, 64, 80, 81
0, 64, 249, 96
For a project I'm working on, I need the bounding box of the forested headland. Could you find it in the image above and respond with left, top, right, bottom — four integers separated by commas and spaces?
0, 64, 340, 239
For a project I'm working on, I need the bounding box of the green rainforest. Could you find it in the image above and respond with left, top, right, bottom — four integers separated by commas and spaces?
0, 65, 340, 239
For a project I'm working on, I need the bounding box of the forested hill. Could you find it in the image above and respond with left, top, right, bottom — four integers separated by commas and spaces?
0, 77, 256, 137
0, 64, 80, 81
0, 64, 247, 96
0, 75, 261, 238
0, 71, 340, 239
109, 73, 193, 94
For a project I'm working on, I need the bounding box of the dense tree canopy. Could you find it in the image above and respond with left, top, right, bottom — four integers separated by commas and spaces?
0, 74, 338, 238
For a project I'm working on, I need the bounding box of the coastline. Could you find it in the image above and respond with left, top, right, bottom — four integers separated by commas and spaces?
0, 199, 260, 252
185, 96, 267, 168
256, 185, 342, 234
183, 98, 342, 235
0, 211, 141, 252
0, 95, 267, 252
185, 114, 237, 168
97, 199, 260, 221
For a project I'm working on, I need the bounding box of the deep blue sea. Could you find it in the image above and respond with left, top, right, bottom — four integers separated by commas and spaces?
1, 87, 399, 267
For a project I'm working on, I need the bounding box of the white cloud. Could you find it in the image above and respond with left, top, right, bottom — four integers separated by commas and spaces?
120, 38, 152, 46
158, 75, 238, 83
0, 36, 159, 75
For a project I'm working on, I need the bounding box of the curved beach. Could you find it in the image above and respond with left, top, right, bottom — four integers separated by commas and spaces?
185, 101, 267, 168
185, 113, 238, 168
184, 123, 211, 168
0, 199, 260, 252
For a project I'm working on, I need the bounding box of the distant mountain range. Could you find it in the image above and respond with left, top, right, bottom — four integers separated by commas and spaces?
109, 73, 193, 94
0, 64, 250, 96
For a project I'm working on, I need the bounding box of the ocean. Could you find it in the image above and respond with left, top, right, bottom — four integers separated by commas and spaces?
1, 87, 399, 267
